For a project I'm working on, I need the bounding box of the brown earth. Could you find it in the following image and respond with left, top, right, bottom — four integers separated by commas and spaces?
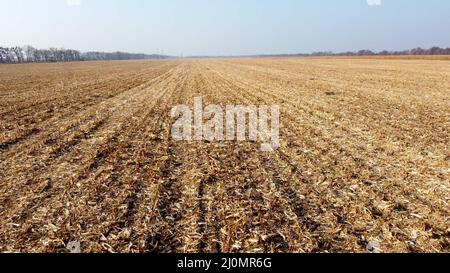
0, 58, 448, 253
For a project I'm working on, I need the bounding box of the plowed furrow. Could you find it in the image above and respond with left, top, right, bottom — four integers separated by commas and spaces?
0, 59, 448, 253
205, 63, 447, 215
0, 65, 187, 252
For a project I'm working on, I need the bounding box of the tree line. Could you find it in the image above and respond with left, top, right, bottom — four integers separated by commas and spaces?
2, 45, 450, 63
0, 45, 170, 64
243, 47, 450, 58
301, 47, 450, 57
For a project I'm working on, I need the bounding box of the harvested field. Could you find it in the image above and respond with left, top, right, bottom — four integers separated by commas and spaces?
0, 58, 449, 253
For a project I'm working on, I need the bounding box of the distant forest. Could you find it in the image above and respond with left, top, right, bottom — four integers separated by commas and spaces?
1, 45, 450, 64
0, 45, 171, 64
296, 47, 450, 57
252, 47, 450, 58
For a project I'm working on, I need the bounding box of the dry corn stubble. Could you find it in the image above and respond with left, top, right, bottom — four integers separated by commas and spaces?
0, 57, 449, 253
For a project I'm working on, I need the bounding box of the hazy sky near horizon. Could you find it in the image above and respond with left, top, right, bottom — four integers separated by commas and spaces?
1, 0, 450, 56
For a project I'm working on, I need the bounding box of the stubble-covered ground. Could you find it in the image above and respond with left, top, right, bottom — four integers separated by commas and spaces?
0, 57, 448, 253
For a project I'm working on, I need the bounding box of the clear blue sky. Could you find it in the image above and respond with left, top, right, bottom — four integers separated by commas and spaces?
1, 0, 450, 56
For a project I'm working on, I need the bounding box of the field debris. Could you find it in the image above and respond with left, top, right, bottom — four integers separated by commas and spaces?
0, 58, 449, 253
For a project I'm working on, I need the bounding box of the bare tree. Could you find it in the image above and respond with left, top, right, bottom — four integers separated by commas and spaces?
13, 47, 25, 63
410, 47, 425, 55
0, 47, 8, 63
23, 45, 36, 62
6, 47, 17, 63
